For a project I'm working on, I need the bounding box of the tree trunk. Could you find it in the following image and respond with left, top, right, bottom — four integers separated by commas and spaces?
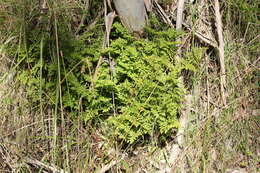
113, 0, 147, 33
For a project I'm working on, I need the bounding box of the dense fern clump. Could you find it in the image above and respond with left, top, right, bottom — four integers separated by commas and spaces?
15, 19, 201, 143
104, 23, 184, 143
91, 22, 200, 143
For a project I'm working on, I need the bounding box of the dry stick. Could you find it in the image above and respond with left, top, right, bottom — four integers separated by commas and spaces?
169, 1, 188, 172
105, 11, 117, 116
25, 157, 68, 173
182, 22, 218, 48
214, 0, 226, 106
92, 1, 116, 86
169, 95, 192, 171
176, 0, 186, 30
154, 0, 174, 28
96, 158, 123, 173
0, 144, 15, 171
206, 54, 210, 117
175, 0, 186, 62
92, 56, 103, 85
92, 0, 107, 85
91, 1, 117, 118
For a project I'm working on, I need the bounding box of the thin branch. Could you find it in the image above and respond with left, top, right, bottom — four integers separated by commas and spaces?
214, 0, 226, 106
168, 94, 192, 172
154, 2, 218, 48
25, 157, 68, 173
91, 0, 117, 86
176, 0, 186, 30
0, 144, 15, 172
154, 0, 174, 28
92, 9, 116, 86
92, 0, 108, 86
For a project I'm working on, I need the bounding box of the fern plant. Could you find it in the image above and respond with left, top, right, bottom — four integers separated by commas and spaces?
101, 23, 194, 143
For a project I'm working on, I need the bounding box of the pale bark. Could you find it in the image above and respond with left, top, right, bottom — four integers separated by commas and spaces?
176, 0, 186, 30
113, 0, 147, 33
214, 0, 226, 106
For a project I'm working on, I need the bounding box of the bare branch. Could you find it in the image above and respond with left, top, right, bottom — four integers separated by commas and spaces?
25, 157, 68, 173
214, 0, 226, 106
92, 1, 116, 86
176, 0, 186, 30
154, 0, 174, 27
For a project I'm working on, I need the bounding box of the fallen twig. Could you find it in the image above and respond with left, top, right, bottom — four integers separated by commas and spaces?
0, 143, 15, 172
96, 159, 122, 173
25, 157, 68, 173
